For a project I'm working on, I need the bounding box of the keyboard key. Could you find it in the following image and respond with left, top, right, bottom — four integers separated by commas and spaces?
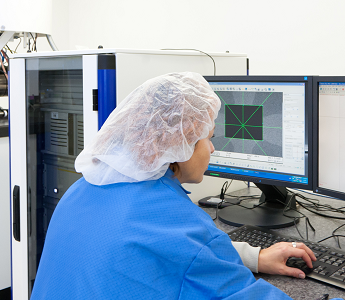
319, 270, 329, 276
330, 273, 345, 281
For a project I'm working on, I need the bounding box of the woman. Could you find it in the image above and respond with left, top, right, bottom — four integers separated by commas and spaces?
31, 72, 323, 299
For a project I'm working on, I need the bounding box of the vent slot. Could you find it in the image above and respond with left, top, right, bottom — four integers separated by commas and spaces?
77, 116, 84, 154
45, 111, 70, 155
50, 118, 68, 148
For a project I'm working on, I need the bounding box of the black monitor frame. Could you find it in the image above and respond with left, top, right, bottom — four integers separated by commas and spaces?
313, 76, 345, 200
204, 75, 313, 190
203, 75, 314, 228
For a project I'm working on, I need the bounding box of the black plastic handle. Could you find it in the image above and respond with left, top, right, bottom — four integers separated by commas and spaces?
13, 185, 20, 241
93, 89, 98, 111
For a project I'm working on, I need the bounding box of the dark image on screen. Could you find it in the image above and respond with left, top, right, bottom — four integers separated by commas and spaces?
213, 90, 283, 158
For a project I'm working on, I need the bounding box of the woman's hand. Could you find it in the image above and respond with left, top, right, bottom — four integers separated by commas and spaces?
258, 242, 317, 278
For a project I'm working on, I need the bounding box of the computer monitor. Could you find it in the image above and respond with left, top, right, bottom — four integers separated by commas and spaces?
313, 76, 345, 200
203, 76, 313, 229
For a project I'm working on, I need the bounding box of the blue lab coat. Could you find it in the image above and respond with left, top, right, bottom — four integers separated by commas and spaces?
31, 169, 293, 299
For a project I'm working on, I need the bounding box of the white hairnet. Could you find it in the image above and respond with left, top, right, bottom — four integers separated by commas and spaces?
75, 72, 221, 185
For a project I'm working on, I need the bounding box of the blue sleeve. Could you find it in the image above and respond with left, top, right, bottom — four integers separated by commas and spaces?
178, 234, 292, 300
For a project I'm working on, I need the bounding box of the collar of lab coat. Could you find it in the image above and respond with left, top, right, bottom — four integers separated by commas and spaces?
162, 168, 191, 197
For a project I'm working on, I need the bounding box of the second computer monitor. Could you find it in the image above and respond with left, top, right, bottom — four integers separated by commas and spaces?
313, 76, 345, 200
203, 76, 313, 228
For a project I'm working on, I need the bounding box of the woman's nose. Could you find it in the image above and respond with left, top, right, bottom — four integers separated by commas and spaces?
210, 142, 215, 154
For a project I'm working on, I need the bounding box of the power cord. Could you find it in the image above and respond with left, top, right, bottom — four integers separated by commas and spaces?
213, 180, 233, 220
160, 48, 216, 75
287, 189, 345, 248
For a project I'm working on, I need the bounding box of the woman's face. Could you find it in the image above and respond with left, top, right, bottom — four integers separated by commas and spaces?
175, 128, 215, 184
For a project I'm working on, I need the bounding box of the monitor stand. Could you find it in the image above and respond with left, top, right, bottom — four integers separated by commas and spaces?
218, 183, 300, 229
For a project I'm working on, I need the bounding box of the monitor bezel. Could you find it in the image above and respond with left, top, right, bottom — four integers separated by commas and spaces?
313, 76, 345, 200
204, 75, 313, 191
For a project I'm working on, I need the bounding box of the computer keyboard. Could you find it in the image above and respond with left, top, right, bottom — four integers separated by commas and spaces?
228, 225, 345, 289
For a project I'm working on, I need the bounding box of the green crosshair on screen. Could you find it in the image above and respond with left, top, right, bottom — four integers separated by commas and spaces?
225, 104, 263, 141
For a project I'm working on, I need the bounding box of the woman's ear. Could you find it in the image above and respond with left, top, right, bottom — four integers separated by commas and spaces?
169, 162, 180, 177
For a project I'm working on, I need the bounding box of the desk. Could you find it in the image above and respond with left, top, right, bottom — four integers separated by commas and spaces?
199, 187, 345, 300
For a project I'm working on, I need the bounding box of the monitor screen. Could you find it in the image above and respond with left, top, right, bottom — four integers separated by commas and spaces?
202, 76, 313, 228
313, 77, 345, 200
205, 76, 313, 189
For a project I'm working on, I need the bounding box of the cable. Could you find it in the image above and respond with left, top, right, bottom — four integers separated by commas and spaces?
275, 195, 315, 240
0, 53, 7, 80
286, 189, 345, 220
318, 234, 345, 244
213, 180, 233, 220
296, 199, 345, 220
331, 223, 345, 248
314, 221, 345, 249
5, 45, 13, 54
29, 32, 38, 52
212, 195, 262, 221
1, 50, 9, 64
287, 190, 345, 246
34, 33, 38, 51
15, 37, 22, 52
225, 194, 260, 201
220, 180, 232, 200
46, 34, 58, 51
160, 48, 216, 75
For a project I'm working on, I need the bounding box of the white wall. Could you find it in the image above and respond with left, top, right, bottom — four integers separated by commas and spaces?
56, 0, 345, 76
0, 0, 52, 34
8, 0, 345, 74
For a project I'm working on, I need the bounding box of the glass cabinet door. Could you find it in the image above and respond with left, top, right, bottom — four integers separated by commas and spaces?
25, 56, 83, 297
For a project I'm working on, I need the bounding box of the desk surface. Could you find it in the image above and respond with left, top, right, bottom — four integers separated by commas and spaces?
199, 187, 345, 300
